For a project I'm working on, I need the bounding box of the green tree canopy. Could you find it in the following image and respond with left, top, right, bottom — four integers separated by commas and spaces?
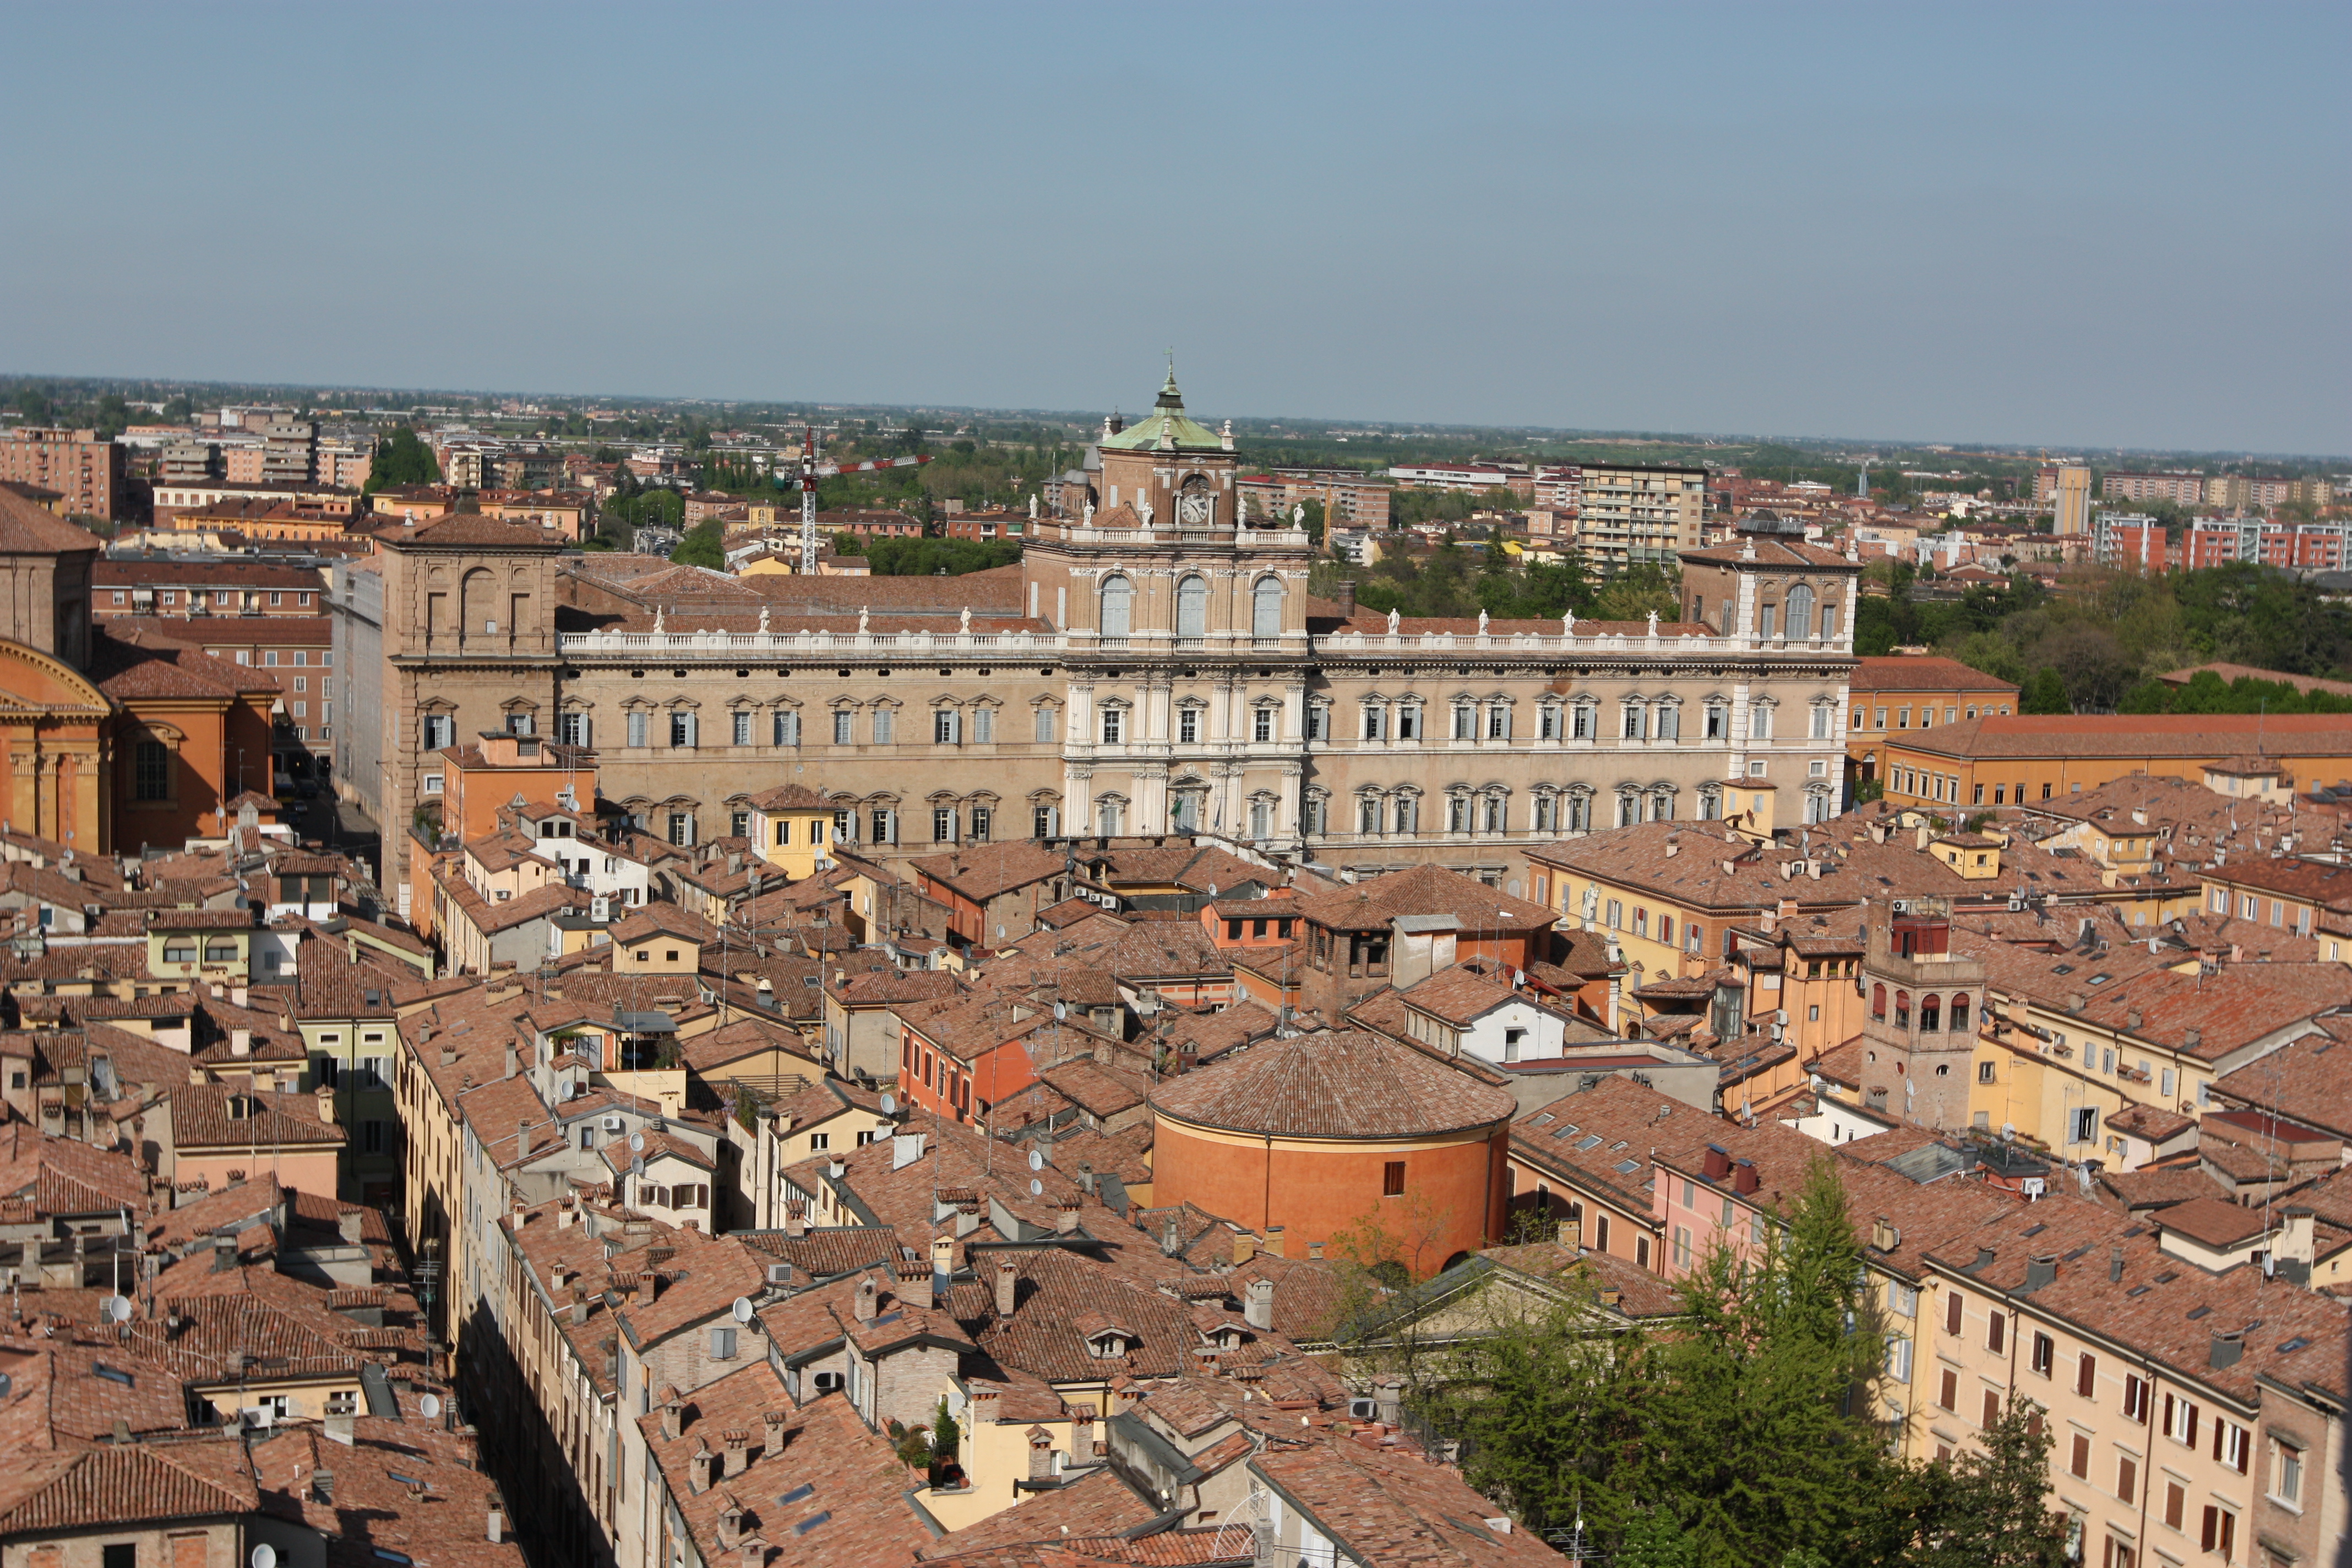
366, 426, 442, 493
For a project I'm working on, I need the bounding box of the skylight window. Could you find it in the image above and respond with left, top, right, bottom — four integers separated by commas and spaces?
1614, 1159, 1642, 1175
777, 1484, 814, 1505
1574, 1135, 1603, 1151
794, 1512, 832, 1536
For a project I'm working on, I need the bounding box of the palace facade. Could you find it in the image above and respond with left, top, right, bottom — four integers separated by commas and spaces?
340, 374, 1861, 919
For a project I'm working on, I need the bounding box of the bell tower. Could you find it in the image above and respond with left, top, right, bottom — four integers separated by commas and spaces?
1020, 368, 1312, 844
1855, 899, 1985, 1131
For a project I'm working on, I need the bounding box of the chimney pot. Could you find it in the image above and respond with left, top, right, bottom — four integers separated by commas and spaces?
1264, 1226, 1286, 1259
1557, 1218, 1582, 1250
1243, 1278, 1275, 1331
853, 1274, 878, 1323
993, 1258, 1017, 1319
893, 1261, 932, 1310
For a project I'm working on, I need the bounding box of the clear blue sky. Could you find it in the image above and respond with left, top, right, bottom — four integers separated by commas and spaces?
4, 3, 2345, 455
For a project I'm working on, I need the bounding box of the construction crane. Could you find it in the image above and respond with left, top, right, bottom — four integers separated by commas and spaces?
794, 427, 932, 573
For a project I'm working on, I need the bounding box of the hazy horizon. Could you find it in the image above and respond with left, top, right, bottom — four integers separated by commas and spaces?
4, 3, 2344, 455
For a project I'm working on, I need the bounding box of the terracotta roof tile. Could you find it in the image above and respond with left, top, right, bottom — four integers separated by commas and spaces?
1151, 1030, 1516, 1140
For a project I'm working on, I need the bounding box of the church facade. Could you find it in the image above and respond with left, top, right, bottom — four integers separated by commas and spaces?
350, 374, 1861, 919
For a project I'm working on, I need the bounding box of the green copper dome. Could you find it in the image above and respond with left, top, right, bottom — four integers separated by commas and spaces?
1099, 368, 1225, 452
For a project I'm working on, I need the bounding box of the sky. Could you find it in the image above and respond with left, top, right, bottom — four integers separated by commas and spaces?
3, 3, 2346, 456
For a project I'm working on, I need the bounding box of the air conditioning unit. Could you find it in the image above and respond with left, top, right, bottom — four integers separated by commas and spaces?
1890, 899, 1911, 914
602, 1116, 624, 1133
1347, 1398, 1379, 1420
766, 1263, 793, 1286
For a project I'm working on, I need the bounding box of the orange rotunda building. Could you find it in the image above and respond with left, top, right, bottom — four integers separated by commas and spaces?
1148, 1028, 1518, 1278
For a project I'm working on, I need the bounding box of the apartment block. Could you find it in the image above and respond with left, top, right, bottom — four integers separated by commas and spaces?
1919, 1201, 2344, 1568
260, 420, 317, 484
2095, 513, 2174, 571
1238, 467, 1393, 529
2101, 470, 2206, 505
2184, 518, 2352, 571
1386, 461, 1532, 496
2052, 465, 2094, 536
1575, 462, 1708, 570
1533, 464, 1582, 511
0, 424, 123, 518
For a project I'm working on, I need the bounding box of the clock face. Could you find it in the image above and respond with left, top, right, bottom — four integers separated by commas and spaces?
1176, 488, 1213, 525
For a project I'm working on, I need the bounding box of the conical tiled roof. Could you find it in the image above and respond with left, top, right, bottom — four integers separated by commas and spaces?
1150, 1028, 1517, 1140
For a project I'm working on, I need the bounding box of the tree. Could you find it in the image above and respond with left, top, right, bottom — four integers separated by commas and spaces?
1593, 564, 1681, 624
367, 426, 442, 493
670, 520, 724, 569
1630, 1159, 1894, 1567
1914, 1397, 2069, 1568
2018, 667, 2070, 715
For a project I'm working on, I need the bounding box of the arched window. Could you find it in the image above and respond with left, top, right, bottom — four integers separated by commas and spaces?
1785, 583, 1816, 641
1894, 989, 1911, 1028
1871, 983, 1886, 1020
1099, 575, 1132, 637
1175, 574, 1207, 638
1252, 576, 1283, 639
1920, 994, 1942, 1032
1951, 993, 1971, 1032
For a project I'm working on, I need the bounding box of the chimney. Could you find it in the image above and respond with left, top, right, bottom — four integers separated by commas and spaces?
504, 1043, 518, 1079
1374, 1378, 1403, 1427
1732, 1159, 1760, 1196
230, 1029, 251, 1058
715, 1494, 744, 1548
516, 1120, 532, 1160
688, 1440, 712, 1494
2182, 1028, 2202, 1051
2209, 1330, 2242, 1369
893, 1261, 932, 1311
2108, 1248, 2125, 1284
1557, 1217, 1582, 1250
211, 1232, 237, 1272
487, 1505, 507, 1544
1026, 1425, 1055, 1482
660, 1400, 683, 1441
1161, 1214, 1182, 1257
1232, 1233, 1256, 1265
1599, 1286, 1623, 1309
1702, 1145, 1731, 1181
993, 1258, 1017, 1319
722, 1430, 750, 1478
1055, 1200, 1080, 1236
1070, 1403, 1099, 1458
783, 1200, 807, 1239
1307, 1240, 1325, 1261
1264, 1226, 1286, 1259
2023, 1253, 2058, 1292
1243, 1278, 1275, 1332
1870, 1216, 1899, 1252
853, 1274, 879, 1323
337, 1208, 364, 1246
316, 1087, 336, 1124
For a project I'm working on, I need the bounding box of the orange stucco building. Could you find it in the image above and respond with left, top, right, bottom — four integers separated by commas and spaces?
0, 489, 286, 854
1874, 712, 2352, 813
1148, 1029, 1517, 1277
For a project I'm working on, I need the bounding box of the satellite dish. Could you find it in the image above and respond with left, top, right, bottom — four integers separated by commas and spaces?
105, 1295, 131, 1324
630, 1133, 645, 1152
251, 1547, 277, 1568
1027, 1150, 1043, 1172
1028, 1179, 1043, 1196
878, 1095, 897, 1116
417, 1393, 442, 1419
